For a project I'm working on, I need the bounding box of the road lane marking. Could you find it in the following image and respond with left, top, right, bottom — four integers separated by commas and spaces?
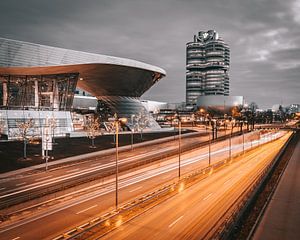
169, 215, 184, 228
0, 135, 286, 233
16, 182, 26, 187
76, 204, 98, 215
90, 162, 102, 167
35, 175, 53, 181
66, 168, 80, 173
129, 186, 142, 192
0, 187, 6, 191
223, 178, 232, 185
0, 133, 279, 202
203, 193, 213, 200
162, 174, 172, 179
11, 237, 20, 240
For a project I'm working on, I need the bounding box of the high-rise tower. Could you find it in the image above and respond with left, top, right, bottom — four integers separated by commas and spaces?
186, 30, 230, 107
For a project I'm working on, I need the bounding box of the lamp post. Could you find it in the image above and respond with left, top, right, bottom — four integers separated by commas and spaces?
229, 122, 233, 160
178, 119, 182, 178
241, 120, 245, 154
45, 125, 50, 171
229, 131, 232, 160
174, 113, 181, 179
131, 114, 135, 150
113, 114, 127, 210
208, 127, 211, 166
131, 129, 134, 150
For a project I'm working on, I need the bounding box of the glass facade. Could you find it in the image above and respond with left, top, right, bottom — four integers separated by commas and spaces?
0, 73, 78, 111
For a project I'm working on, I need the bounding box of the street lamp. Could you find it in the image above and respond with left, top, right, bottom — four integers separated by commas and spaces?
131, 114, 135, 150
178, 118, 182, 179
208, 127, 212, 166
228, 121, 234, 161
242, 127, 245, 154
113, 114, 127, 210
174, 114, 182, 179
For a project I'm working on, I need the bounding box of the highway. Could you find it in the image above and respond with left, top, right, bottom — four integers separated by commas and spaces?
100, 132, 292, 240
0, 127, 246, 209
0, 130, 288, 240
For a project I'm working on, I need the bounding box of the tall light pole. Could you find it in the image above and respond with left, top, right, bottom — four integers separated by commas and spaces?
174, 113, 181, 179
131, 129, 134, 150
208, 127, 211, 166
242, 123, 245, 154
113, 114, 127, 210
229, 122, 233, 160
178, 119, 181, 178
229, 131, 232, 160
131, 114, 135, 150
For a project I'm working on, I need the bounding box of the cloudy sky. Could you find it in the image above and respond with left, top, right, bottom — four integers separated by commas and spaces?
0, 0, 299, 108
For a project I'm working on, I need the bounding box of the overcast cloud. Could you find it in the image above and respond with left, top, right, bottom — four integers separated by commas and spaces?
0, 0, 299, 108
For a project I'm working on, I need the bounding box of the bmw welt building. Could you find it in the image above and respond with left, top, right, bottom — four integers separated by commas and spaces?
0, 38, 166, 139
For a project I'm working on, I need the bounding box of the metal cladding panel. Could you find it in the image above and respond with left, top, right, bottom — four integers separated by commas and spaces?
0, 64, 157, 97
0, 37, 166, 74
0, 37, 166, 98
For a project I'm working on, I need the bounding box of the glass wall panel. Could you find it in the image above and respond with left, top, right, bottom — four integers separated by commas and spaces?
0, 73, 78, 110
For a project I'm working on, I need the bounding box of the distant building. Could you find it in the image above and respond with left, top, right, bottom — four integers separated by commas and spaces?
186, 30, 230, 107
287, 104, 300, 114
197, 95, 243, 115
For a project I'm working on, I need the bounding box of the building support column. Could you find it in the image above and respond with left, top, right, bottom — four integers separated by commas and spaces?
53, 79, 59, 110
3, 82, 8, 106
34, 80, 39, 108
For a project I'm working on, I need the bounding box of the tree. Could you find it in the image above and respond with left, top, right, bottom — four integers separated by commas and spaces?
48, 116, 57, 143
135, 110, 149, 140
277, 105, 286, 123
16, 118, 35, 159
96, 99, 112, 122
242, 102, 258, 131
86, 116, 100, 148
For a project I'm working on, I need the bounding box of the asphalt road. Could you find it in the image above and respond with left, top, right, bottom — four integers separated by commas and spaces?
0, 131, 289, 240
0, 127, 248, 209
100, 133, 291, 240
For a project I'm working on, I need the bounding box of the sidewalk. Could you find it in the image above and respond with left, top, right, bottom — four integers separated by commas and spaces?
253, 133, 300, 240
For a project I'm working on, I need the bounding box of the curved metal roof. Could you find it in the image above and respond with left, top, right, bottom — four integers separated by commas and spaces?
0, 37, 166, 75
0, 37, 166, 97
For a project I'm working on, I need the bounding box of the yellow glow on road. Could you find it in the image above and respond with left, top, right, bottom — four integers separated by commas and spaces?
104, 220, 110, 227
115, 216, 123, 227
178, 183, 185, 193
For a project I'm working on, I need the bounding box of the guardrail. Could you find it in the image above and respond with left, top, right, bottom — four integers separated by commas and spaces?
211, 131, 295, 239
